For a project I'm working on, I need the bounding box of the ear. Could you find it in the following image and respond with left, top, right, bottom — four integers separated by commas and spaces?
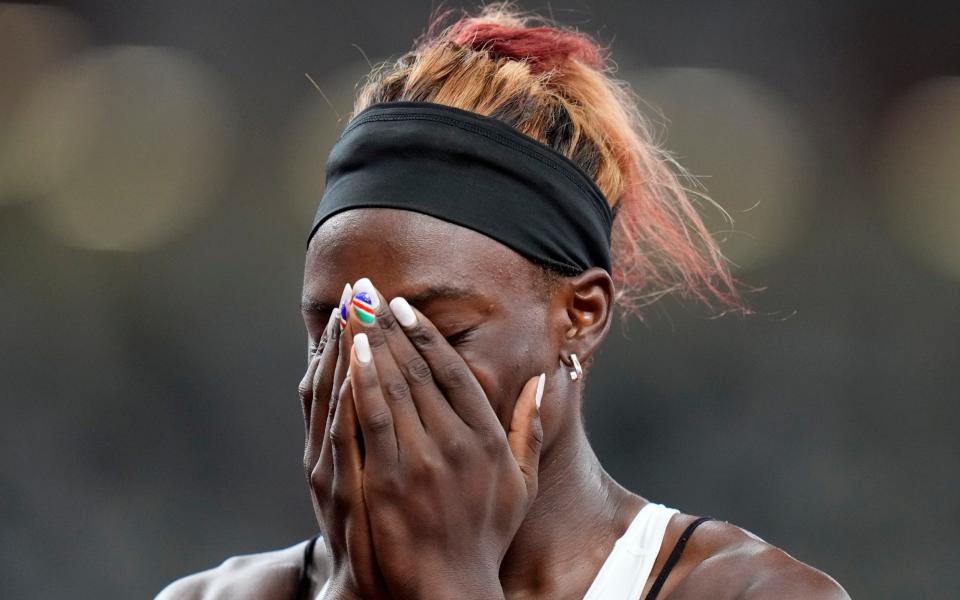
561, 267, 614, 364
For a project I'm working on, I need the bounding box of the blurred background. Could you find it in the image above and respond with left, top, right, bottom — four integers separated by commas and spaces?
1, 1, 958, 598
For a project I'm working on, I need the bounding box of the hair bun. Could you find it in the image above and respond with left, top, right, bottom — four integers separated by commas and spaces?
449, 20, 604, 74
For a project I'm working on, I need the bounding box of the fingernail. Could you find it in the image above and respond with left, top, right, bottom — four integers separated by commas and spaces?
338, 283, 352, 330
535, 373, 545, 410
352, 277, 379, 325
388, 297, 417, 327
354, 333, 372, 364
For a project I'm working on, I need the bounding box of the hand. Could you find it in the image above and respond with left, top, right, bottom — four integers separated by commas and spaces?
299, 303, 391, 599
344, 278, 546, 599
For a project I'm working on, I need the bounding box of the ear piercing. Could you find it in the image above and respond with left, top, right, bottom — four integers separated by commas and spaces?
565, 353, 583, 381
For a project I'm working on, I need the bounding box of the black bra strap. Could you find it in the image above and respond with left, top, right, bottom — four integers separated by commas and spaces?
644, 516, 715, 600
294, 534, 321, 600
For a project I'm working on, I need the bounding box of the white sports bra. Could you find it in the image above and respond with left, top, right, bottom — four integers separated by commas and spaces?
582, 501, 679, 599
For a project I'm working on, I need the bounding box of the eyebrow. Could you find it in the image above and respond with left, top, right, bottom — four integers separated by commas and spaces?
300, 283, 488, 316
404, 284, 489, 311
300, 298, 336, 316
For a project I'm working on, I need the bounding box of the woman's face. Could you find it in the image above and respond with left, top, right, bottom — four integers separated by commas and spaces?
302, 208, 561, 429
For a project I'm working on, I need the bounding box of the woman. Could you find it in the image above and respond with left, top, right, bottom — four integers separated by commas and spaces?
159, 3, 849, 599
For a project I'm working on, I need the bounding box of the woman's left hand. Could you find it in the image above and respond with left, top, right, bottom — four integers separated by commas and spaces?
344, 279, 545, 599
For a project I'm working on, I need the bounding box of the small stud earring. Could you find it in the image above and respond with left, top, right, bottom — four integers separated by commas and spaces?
566, 353, 583, 381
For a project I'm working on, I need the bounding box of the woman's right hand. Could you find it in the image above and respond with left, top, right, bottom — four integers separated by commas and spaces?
299, 300, 391, 599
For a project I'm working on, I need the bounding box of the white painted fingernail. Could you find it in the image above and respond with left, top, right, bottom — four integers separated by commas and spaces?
352, 277, 379, 325
354, 333, 372, 364
338, 283, 352, 329
535, 373, 545, 410
389, 297, 417, 327
352, 278, 380, 309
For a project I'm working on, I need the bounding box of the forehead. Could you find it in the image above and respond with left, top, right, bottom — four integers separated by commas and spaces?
302, 208, 534, 302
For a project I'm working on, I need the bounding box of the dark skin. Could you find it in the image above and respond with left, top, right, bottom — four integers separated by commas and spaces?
157, 208, 850, 600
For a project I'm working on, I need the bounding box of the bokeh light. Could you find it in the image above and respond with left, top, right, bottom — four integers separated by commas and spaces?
625, 67, 815, 271
11, 45, 234, 251
875, 77, 960, 281
0, 4, 87, 204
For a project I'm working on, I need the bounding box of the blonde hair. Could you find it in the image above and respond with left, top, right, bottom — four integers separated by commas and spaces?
351, 1, 751, 319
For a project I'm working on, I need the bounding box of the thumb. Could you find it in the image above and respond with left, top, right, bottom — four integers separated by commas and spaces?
507, 373, 545, 501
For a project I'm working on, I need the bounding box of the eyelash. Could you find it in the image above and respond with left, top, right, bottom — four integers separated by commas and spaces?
445, 326, 478, 346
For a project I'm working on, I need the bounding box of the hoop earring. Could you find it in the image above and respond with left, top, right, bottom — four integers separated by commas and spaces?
565, 353, 583, 381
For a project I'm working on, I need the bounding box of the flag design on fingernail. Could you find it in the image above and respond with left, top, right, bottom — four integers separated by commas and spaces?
338, 283, 352, 330
352, 291, 377, 324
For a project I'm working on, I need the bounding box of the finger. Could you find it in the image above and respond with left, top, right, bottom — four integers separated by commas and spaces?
299, 351, 322, 428
316, 375, 350, 502
389, 297, 498, 432
381, 296, 466, 438
329, 376, 363, 496
350, 332, 399, 467
302, 308, 339, 469
508, 373, 545, 501
299, 307, 337, 423
309, 309, 343, 438
317, 302, 355, 482
347, 279, 432, 446
308, 307, 340, 416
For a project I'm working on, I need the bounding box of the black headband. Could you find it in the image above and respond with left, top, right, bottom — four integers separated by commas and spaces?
307, 100, 613, 274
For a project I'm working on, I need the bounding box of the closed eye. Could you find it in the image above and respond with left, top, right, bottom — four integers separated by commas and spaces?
444, 325, 478, 346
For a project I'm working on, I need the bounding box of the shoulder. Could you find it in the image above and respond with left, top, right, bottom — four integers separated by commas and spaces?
155, 536, 329, 600
659, 515, 850, 600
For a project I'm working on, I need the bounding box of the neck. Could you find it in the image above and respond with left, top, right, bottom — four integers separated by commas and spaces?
498, 413, 645, 598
